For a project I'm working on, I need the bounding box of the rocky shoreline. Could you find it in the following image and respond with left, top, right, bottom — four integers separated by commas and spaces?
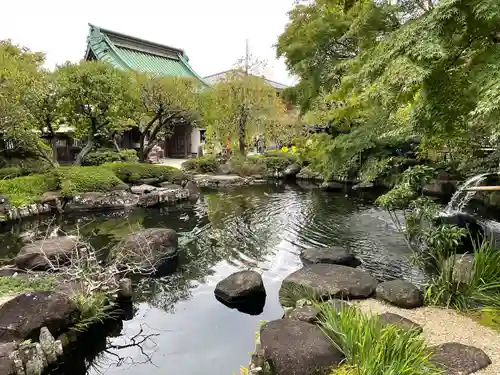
213, 247, 495, 375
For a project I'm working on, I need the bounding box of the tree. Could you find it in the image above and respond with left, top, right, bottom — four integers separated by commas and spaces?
202, 69, 286, 154
129, 74, 200, 162
0, 40, 58, 166
55, 61, 134, 165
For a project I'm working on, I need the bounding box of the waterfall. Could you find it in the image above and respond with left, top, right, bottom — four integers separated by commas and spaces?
445, 173, 494, 213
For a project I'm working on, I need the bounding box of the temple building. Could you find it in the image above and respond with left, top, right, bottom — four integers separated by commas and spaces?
85, 24, 207, 158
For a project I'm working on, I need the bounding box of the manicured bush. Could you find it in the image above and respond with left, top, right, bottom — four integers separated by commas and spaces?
82, 149, 139, 166
257, 156, 294, 172
54, 166, 125, 196
0, 174, 58, 207
317, 303, 439, 375
263, 150, 300, 164
103, 163, 185, 184
181, 156, 219, 173
228, 156, 264, 176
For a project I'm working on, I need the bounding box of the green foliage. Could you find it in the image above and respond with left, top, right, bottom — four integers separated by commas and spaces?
0, 173, 58, 206
181, 156, 219, 173
228, 155, 265, 176
129, 74, 201, 161
0, 167, 23, 180
71, 291, 115, 332
54, 166, 124, 197
0, 275, 57, 297
317, 303, 439, 375
82, 149, 138, 166
103, 163, 185, 184
262, 150, 299, 164
425, 238, 500, 311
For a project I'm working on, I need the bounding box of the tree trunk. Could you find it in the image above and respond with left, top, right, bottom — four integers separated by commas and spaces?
112, 134, 121, 152
238, 106, 247, 155
74, 134, 94, 166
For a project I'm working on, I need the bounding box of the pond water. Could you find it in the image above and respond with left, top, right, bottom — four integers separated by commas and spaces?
0, 183, 425, 375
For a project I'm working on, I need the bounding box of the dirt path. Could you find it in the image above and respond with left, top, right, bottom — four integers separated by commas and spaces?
355, 299, 500, 375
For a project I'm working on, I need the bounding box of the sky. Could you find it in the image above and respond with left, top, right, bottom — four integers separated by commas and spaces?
0, 0, 298, 86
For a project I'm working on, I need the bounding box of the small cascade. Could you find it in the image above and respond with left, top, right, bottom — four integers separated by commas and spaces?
445, 173, 494, 213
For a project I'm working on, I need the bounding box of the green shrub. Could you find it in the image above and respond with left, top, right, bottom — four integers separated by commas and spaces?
54, 166, 125, 196
263, 150, 299, 164
425, 237, 500, 310
317, 303, 439, 375
0, 167, 23, 180
0, 275, 58, 297
257, 156, 293, 172
181, 156, 219, 173
0, 174, 58, 207
228, 155, 265, 176
103, 163, 185, 184
83, 149, 139, 166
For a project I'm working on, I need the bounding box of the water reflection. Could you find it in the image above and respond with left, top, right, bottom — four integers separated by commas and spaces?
0, 184, 419, 375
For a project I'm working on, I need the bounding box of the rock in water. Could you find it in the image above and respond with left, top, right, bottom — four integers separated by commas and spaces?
112, 228, 178, 275
214, 271, 266, 315
14, 237, 83, 271
378, 313, 423, 333
39, 327, 57, 364
215, 271, 265, 302
300, 247, 361, 267
429, 342, 491, 375
0, 292, 77, 342
0, 342, 17, 375
283, 164, 302, 179
260, 319, 344, 375
376, 280, 423, 308
320, 182, 343, 191
279, 264, 377, 307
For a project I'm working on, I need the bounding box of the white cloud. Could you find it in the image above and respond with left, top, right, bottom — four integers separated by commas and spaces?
1, 0, 298, 85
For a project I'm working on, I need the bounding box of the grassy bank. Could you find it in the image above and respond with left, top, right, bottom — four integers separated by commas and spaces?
0, 275, 58, 297
0, 163, 184, 207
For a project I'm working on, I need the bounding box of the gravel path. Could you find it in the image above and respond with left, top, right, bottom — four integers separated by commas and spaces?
355, 299, 500, 375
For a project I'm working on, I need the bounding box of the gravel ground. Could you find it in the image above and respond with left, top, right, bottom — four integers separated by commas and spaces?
355, 299, 500, 375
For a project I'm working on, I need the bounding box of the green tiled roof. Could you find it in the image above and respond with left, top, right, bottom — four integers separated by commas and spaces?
85, 24, 208, 86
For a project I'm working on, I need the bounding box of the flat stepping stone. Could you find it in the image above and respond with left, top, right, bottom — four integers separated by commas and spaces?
260, 319, 344, 375
429, 342, 491, 375
214, 270, 265, 303
300, 247, 361, 267
376, 280, 423, 308
378, 313, 422, 333
279, 264, 378, 307
284, 306, 320, 324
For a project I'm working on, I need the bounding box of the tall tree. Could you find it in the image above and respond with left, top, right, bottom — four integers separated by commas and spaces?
129, 74, 200, 162
202, 71, 285, 154
55, 61, 134, 165
0, 40, 57, 166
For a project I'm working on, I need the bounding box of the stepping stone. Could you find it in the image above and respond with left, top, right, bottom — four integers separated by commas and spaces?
214, 270, 266, 303
376, 280, 423, 308
260, 319, 344, 375
378, 313, 423, 333
279, 264, 378, 307
284, 306, 320, 324
300, 247, 361, 267
429, 342, 491, 375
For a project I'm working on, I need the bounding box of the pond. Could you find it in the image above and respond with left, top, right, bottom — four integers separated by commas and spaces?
0, 183, 424, 375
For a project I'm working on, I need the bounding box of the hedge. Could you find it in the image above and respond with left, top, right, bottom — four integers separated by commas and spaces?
0, 174, 58, 207
181, 156, 218, 173
54, 166, 126, 197
102, 163, 185, 184
82, 149, 139, 166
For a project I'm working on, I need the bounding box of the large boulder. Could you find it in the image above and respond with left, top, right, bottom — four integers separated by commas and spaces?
378, 313, 423, 333
14, 237, 83, 271
0, 292, 78, 342
300, 247, 361, 267
130, 184, 157, 195
284, 306, 320, 324
137, 187, 190, 207
279, 264, 378, 306
66, 191, 139, 212
296, 167, 323, 181
446, 253, 475, 284
0, 342, 17, 375
260, 319, 344, 375
112, 228, 179, 275
429, 342, 491, 375
214, 271, 266, 315
433, 213, 484, 254
283, 164, 302, 179
214, 271, 265, 303
375, 280, 423, 308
